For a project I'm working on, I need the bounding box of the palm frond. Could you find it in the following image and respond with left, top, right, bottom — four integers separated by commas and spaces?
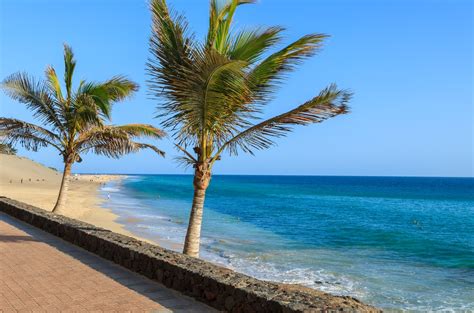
1, 73, 64, 131
69, 93, 105, 131
45, 66, 64, 103
148, 0, 352, 168
207, 0, 256, 52
197, 53, 254, 147
248, 33, 328, 102
132, 142, 166, 157
3, 43, 160, 166
217, 84, 351, 156
0, 117, 62, 152
76, 126, 165, 158
77, 76, 138, 119
100, 76, 139, 102
148, 0, 194, 75
159, 48, 253, 148
228, 26, 283, 63
175, 143, 197, 162
63, 44, 76, 100
116, 124, 166, 139
76, 82, 111, 119
147, 0, 197, 130
174, 155, 195, 168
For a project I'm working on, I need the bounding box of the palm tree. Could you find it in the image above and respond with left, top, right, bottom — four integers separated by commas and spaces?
147, 0, 352, 257
1, 44, 165, 213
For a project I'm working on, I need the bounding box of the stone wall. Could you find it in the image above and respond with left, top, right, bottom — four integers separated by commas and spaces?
0, 197, 380, 312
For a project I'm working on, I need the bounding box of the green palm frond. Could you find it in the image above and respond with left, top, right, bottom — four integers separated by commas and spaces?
2, 44, 163, 167
148, 0, 351, 167
228, 26, 283, 63
45, 66, 64, 103
101, 76, 139, 102
207, 0, 256, 52
76, 77, 138, 119
217, 84, 352, 157
148, 0, 196, 131
148, 0, 194, 72
76, 82, 112, 119
70, 93, 105, 130
248, 34, 328, 102
0, 117, 62, 152
168, 49, 253, 148
63, 44, 76, 100
1, 72, 64, 132
76, 126, 165, 158
147, 5, 196, 135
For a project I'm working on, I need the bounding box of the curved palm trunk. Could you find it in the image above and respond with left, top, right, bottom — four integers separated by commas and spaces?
183, 164, 211, 258
52, 161, 72, 213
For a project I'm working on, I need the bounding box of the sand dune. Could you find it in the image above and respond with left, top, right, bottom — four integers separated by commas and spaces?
0, 154, 145, 241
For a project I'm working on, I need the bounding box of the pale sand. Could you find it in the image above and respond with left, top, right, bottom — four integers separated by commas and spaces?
0, 154, 153, 243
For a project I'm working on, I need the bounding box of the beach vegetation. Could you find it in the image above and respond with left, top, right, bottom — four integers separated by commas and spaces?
0, 45, 166, 213
147, 0, 352, 257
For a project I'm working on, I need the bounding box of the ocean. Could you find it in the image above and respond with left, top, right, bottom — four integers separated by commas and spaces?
99, 175, 474, 311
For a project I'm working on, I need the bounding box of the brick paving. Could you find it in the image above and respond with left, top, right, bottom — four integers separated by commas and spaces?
0, 212, 216, 312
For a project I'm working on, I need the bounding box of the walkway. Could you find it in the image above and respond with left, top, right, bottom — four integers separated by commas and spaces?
0, 212, 216, 312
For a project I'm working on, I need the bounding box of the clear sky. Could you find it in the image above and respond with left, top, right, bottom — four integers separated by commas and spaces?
0, 0, 472, 177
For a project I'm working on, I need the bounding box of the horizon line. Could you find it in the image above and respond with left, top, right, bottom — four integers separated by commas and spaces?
75, 172, 474, 179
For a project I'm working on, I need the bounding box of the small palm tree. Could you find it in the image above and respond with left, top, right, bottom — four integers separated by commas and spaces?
148, 0, 352, 257
1, 45, 165, 213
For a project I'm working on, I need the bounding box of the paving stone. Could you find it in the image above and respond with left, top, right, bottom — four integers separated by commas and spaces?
0, 213, 216, 312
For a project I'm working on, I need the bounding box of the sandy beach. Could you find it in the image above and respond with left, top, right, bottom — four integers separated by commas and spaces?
0, 154, 145, 241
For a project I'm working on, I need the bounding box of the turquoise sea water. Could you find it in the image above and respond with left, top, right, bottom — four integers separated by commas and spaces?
100, 175, 474, 311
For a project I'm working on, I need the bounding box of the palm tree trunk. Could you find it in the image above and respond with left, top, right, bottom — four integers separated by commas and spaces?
52, 161, 72, 213
183, 164, 211, 257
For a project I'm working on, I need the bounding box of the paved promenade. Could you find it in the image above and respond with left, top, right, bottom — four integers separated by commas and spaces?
0, 212, 216, 312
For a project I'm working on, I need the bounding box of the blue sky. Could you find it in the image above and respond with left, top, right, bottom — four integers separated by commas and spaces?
0, 0, 472, 177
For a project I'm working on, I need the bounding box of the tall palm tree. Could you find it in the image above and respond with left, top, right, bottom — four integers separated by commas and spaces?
1, 44, 165, 213
147, 0, 352, 257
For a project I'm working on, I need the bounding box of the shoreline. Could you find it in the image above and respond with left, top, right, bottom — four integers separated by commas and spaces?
62, 174, 149, 242
0, 196, 380, 312
0, 155, 154, 244
2, 155, 472, 311
99, 178, 185, 250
